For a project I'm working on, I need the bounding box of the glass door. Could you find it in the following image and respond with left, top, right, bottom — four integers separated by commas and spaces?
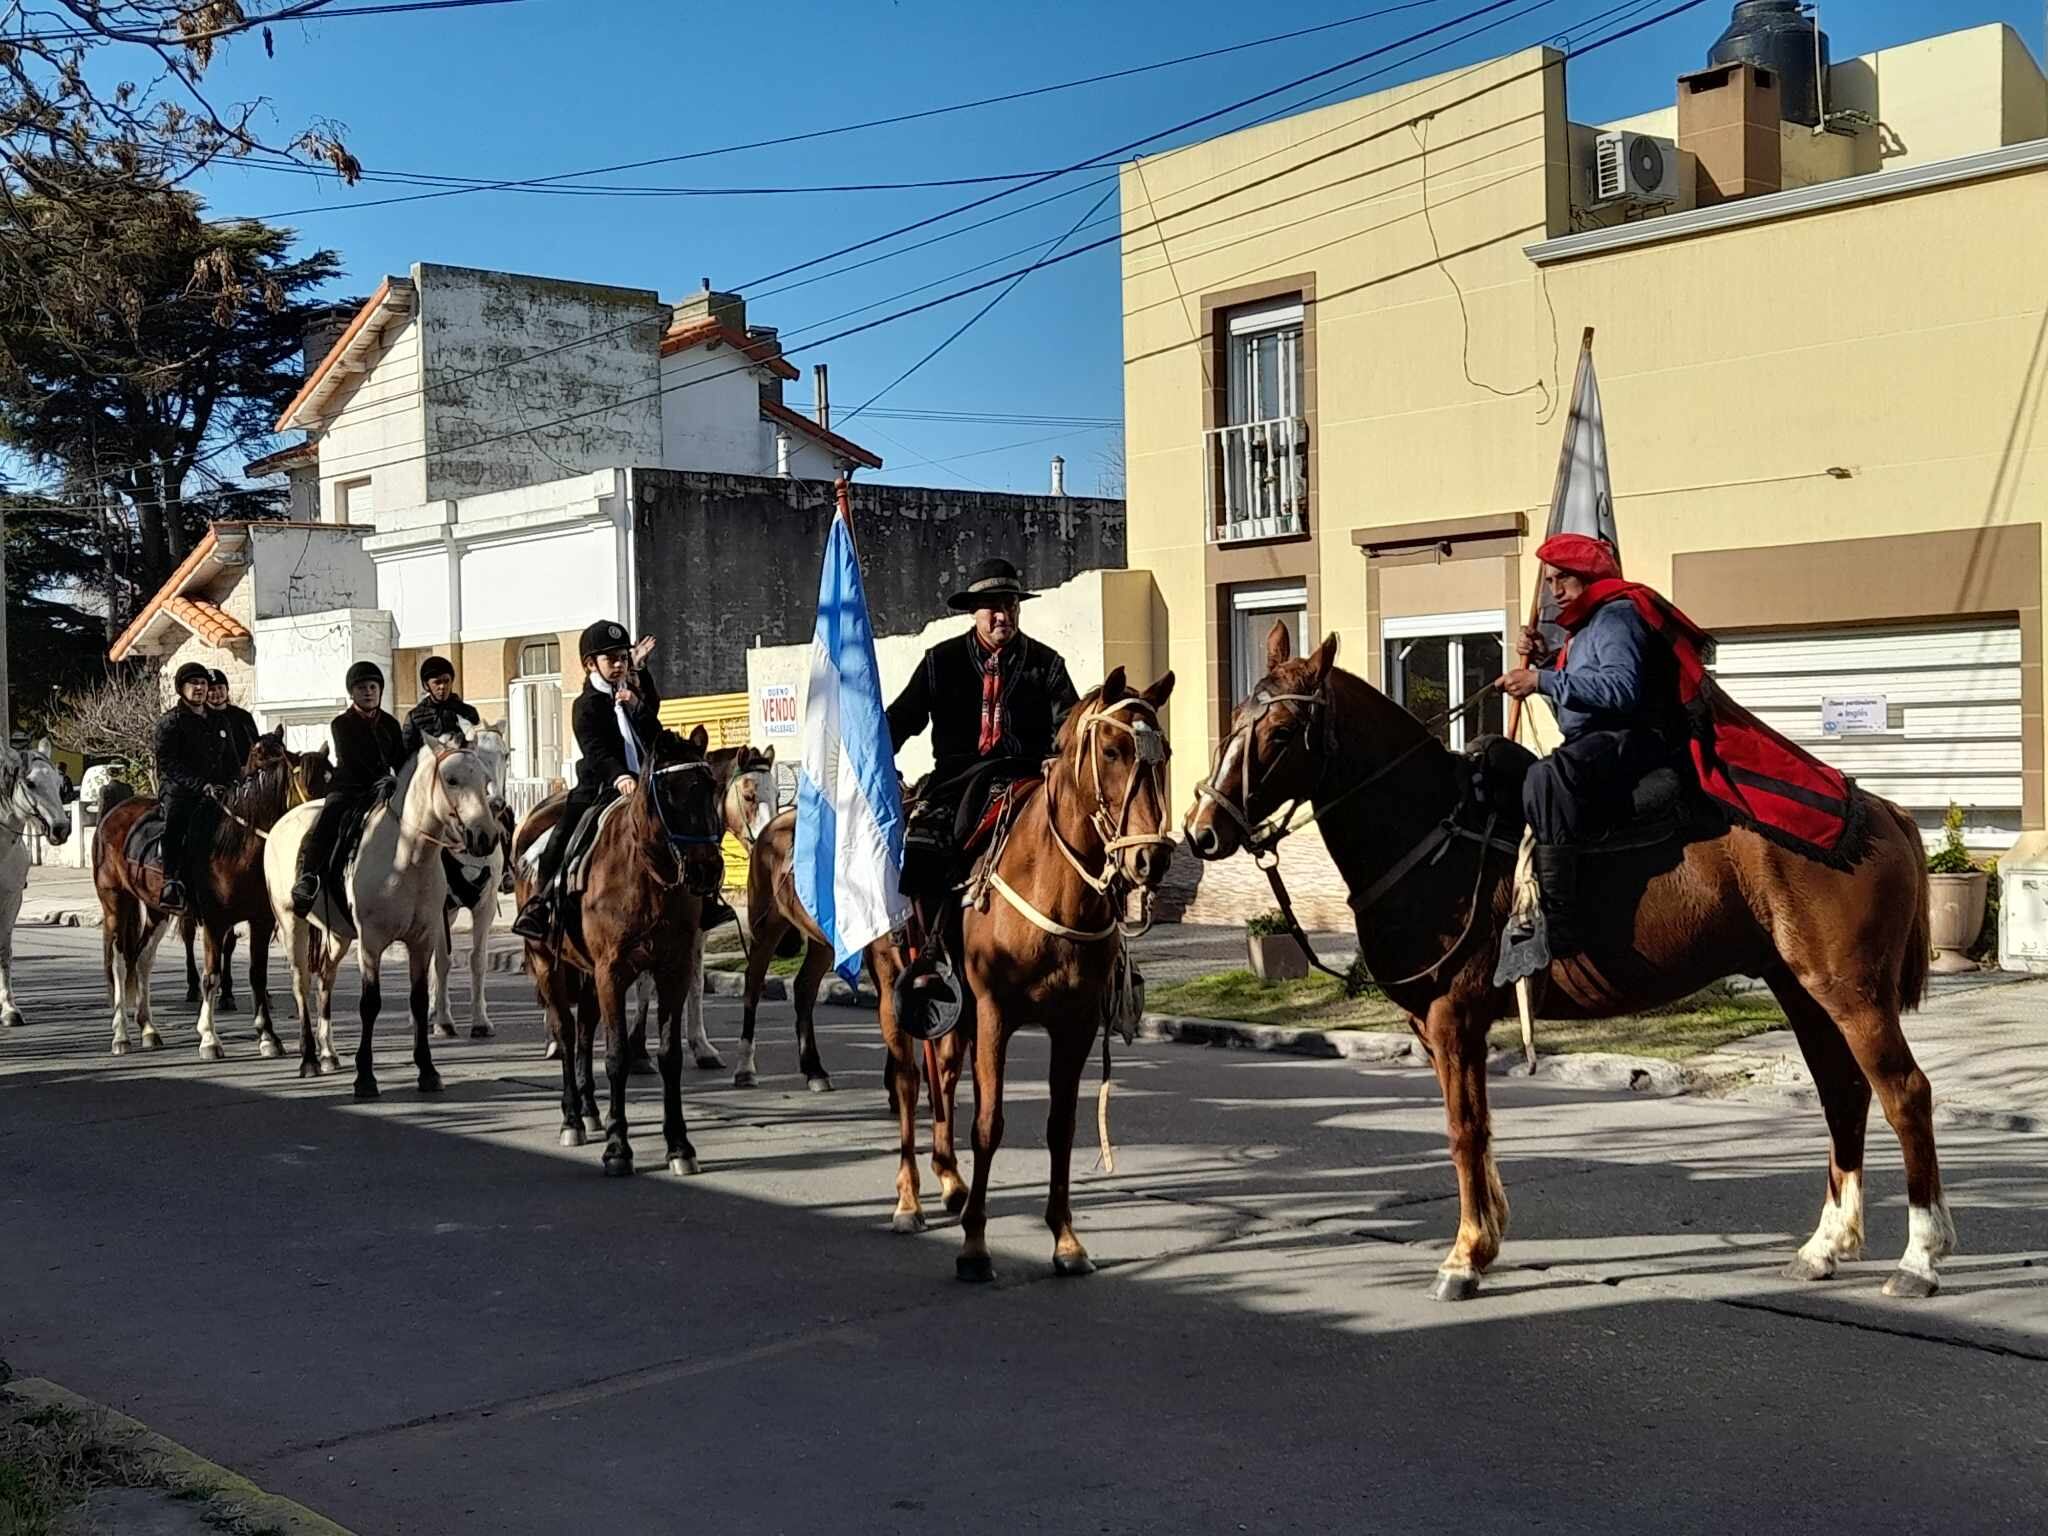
1383, 610, 1507, 749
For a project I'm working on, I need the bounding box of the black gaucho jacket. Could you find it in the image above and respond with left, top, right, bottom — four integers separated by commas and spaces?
328, 707, 409, 795
886, 632, 1080, 783
154, 704, 238, 802
570, 672, 665, 798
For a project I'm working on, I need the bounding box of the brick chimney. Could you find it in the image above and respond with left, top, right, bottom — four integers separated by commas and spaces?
1678, 60, 1783, 206
670, 278, 748, 336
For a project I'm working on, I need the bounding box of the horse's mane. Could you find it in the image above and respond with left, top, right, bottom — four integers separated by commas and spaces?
208, 743, 290, 853
1052, 685, 1109, 755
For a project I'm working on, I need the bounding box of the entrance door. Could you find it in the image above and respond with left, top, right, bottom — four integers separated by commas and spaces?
1383, 610, 1507, 749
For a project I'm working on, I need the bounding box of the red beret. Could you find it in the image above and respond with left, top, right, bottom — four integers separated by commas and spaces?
1536, 532, 1621, 582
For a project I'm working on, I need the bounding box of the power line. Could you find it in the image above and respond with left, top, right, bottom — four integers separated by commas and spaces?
14, 0, 525, 46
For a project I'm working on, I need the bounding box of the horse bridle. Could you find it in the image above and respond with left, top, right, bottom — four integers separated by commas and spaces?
648, 759, 723, 852
0, 751, 64, 841
406, 743, 488, 854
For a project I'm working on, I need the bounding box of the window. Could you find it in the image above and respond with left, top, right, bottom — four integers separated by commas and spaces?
1208, 299, 1308, 543
518, 639, 560, 677
1383, 611, 1507, 750
507, 637, 563, 813
1230, 581, 1309, 707
336, 477, 373, 523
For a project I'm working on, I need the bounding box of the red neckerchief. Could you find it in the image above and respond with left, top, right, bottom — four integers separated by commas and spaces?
974, 632, 1008, 756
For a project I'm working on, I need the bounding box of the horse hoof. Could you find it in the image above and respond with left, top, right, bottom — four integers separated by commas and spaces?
628, 1055, 657, 1078
692, 1053, 723, 1071
559, 1125, 586, 1148
140, 1030, 162, 1051
3, 1009, 26, 1029
733, 1070, 757, 1089
218, 996, 238, 1015
942, 1184, 969, 1217
583, 1113, 605, 1137
955, 1253, 996, 1284
1882, 1268, 1940, 1300
354, 1078, 380, 1101
603, 1153, 634, 1178
320, 1054, 341, 1076
111, 1039, 129, 1056
257, 1035, 282, 1060
1053, 1252, 1096, 1278
418, 1070, 444, 1095
434, 1021, 457, 1040
890, 1209, 926, 1235
807, 1075, 834, 1095
668, 1155, 701, 1177
198, 1042, 224, 1064
1782, 1255, 1837, 1283
1430, 1270, 1481, 1303
543, 1040, 561, 1062
470, 1023, 495, 1040
298, 1058, 320, 1080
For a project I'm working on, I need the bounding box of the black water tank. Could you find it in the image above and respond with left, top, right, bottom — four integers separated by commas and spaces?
1708, 1, 1830, 127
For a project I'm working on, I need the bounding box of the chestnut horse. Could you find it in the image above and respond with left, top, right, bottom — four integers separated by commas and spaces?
94, 734, 297, 1061
934, 668, 1177, 1282
1185, 625, 1949, 1300
513, 726, 725, 1176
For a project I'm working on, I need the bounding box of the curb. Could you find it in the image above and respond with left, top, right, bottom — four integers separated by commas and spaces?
5, 1376, 357, 1535
703, 968, 880, 1008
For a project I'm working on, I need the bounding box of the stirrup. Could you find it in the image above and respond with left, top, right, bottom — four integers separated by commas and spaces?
894, 954, 962, 1042
510, 896, 554, 942
160, 880, 188, 914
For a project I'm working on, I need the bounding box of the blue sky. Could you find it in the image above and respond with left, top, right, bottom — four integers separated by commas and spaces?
187, 0, 2047, 496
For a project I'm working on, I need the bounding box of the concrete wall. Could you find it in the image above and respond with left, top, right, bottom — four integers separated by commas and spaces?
315, 309, 427, 521
658, 346, 772, 474
246, 524, 376, 621
249, 608, 394, 747
631, 470, 1127, 697
414, 264, 667, 504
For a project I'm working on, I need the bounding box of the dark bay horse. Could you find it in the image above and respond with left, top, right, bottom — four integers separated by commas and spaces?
1185, 625, 1948, 1300
513, 726, 726, 1176
94, 734, 298, 1060
933, 668, 1177, 1282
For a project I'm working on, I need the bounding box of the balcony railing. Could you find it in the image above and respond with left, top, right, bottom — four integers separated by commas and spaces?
1206, 416, 1308, 542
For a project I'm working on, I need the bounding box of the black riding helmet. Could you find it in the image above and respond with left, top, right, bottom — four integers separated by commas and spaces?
419, 654, 456, 685
173, 661, 211, 692
345, 660, 385, 692
578, 619, 630, 660
208, 668, 229, 687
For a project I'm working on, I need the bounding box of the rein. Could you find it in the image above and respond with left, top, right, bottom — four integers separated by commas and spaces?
402, 743, 484, 854
642, 760, 722, 891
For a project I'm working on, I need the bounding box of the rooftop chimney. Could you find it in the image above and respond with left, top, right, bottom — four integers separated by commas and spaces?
749, 326, 785, 404
814, 364, 830, 433
670, 284, 747, 335
1050, 454, 1066, 496
1678, 60, 1782, 206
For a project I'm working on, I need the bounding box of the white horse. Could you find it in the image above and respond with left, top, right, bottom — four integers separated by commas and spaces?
265, 736, 500, 1094
0, 745, 73, 1030
431, 723, 511, 1041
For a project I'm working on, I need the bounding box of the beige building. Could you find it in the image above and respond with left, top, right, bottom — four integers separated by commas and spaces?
1120, 20, 2048, 924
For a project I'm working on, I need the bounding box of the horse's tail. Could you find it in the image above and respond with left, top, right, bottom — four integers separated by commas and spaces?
1886, 798, 1932, 1013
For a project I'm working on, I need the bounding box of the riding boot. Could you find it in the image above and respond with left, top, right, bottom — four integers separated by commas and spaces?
701, 889, 736, 931
510, 891, 554, 943
1533, 842, 1584, 959
290, 872, 319, 918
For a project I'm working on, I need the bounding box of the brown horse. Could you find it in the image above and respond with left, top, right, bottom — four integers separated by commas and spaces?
94, 734, 298, 1061
1185, 625, 1950, 1300
935, 668, 1177, 1282
512, 726, 726, 1176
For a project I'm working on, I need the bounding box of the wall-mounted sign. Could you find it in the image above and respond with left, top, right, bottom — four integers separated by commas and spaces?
1820, 694, 1887, 736
760, 683, 799, 737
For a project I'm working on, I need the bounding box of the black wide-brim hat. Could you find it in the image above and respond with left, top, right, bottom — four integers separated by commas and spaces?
946, 558, 1039, 612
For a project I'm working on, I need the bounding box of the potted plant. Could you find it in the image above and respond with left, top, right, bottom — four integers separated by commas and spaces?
1926, 803, 1990, 974
1245, 909, 1309, 981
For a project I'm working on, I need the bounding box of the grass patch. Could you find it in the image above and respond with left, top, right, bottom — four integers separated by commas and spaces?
1147, 969, 1785, 1061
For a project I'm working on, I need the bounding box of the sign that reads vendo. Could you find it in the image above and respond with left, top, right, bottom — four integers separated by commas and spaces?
760, 683, 799, 737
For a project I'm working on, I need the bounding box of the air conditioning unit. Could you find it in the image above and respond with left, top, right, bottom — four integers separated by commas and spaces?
1592, 130, 1680, 204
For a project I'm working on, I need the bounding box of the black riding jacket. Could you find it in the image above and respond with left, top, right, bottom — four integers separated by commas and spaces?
886, 631, 1080, 783
402, 693, 481, 755
154, 703, 238, 802
570, 671, 664, 797
216, 704, 261, 770
328, 707, 409, 795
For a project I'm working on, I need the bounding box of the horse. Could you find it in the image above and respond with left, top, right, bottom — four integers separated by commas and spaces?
94, 734, 297, 1060
263, 736, 500, 1095
1184, 623, 1950, 1301
430, 723, 512, 1042
512, 726, 726, 1176
180, 744, 332, 1016
0, 743, 73, 1030
929, 668, 1177, 1282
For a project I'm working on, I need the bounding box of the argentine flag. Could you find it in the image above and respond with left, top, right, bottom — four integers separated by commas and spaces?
795, 484, 907, 980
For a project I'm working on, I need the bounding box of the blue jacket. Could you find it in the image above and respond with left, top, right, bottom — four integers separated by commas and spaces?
1536, 598, 1678, 740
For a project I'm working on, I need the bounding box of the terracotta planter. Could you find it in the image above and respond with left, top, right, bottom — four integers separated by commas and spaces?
1247, 931, 1309, 981
1927, 870, 1989, 974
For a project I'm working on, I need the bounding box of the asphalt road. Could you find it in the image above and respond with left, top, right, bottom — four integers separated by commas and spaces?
3, 922, 2045, 1534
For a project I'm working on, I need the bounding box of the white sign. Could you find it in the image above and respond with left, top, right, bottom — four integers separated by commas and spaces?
1821, 694, 1887, 736
760, 683, 798, 737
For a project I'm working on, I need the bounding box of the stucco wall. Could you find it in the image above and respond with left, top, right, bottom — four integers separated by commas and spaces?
658, 346, 772, 474
247, 524, 376, 621
631, 470, 1127, 697
316, 310, 427, 519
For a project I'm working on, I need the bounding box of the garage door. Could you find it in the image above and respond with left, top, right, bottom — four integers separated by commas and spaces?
1711, 622, 2022, 848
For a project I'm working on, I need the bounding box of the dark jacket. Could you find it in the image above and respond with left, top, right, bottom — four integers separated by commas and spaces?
570, 671, 664, 797
154, 703, 238, 802
328, 707, 410, 795
887, 631, 1080, 782
1537, 599, 1683, 742
216, 704, 261, 770
402, 693, 481, 755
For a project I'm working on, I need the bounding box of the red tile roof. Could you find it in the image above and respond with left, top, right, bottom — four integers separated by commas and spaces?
108, 521, 365, 662
761, 398, 884, 471
660, 316, 800, 380
162, 596, 251, 649
245, 440, 318, 477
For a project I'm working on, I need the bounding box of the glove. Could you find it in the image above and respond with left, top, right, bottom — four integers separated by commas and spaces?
374, 773, 398, 803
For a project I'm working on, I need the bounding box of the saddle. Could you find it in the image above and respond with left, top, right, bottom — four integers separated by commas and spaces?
1464, 735, 1715, 854
963, 777, 1041, 864
519, 796, 626, 898
122, 806, 168, 875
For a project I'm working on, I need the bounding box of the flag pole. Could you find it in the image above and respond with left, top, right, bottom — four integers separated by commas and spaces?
1507, 326, 1595, 745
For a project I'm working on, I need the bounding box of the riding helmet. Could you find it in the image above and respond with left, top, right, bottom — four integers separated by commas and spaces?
419, 654, 456, 684
345, 660, 386, 692
578, 619, 630, 659
207, 668, 229, 687
173, 661, 212, 691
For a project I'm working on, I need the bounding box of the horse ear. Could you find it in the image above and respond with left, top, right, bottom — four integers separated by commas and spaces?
1266, 620, 1294, 671
1102, 667, 1128, 704
688, 723, 710, 751
761, 745, 776, 767
1306, 632, 1339, 686
488, 718, 508, 735
1141, 670, 1176, 709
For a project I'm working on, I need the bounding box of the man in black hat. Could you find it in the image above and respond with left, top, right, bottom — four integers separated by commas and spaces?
206, 669, 261, 770
886, 558, 1079, 1006
403, 655, 482, 754
154, 660, 239, 912
511, 620, 662, 941
290, 660, 410, 917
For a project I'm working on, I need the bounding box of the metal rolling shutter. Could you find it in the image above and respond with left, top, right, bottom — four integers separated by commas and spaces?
1710, 622, 2023, 848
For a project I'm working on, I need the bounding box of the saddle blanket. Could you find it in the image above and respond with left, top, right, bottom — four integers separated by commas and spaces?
963, 777, 1042, 861
519, 797, 628, 894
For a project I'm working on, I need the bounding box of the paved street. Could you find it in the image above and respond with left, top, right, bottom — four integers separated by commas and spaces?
3, 917, 2046, 1534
